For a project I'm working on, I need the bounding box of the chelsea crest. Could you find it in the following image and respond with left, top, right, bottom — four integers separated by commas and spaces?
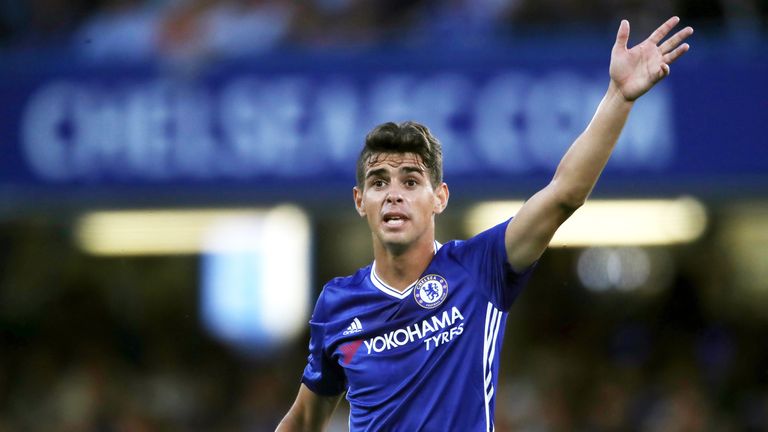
414, 274, 448, 309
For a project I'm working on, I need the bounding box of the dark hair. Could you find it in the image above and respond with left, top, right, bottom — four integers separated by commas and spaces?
356, 121, 443, 189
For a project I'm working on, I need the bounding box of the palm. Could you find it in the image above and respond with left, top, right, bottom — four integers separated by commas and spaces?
610, 17, 693, 101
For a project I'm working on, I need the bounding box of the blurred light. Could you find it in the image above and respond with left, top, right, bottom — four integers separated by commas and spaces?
201, 206, 311, 352
76, 207, 300, 255
466, 197, 707, 246
720, 202, 768, 295
77, 206, 312, 351
577, 247, 651, 292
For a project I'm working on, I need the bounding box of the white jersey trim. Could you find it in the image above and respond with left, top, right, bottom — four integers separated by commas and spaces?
369, 241, 442, 300
483, 302, 503, 432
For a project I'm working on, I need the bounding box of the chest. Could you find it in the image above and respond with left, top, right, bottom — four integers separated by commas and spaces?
327, 268, 486, 391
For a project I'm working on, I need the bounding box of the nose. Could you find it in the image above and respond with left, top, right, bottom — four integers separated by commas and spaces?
385, 190, 404, 204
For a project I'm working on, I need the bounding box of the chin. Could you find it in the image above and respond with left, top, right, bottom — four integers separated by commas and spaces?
378, 231, 414, 248
381, 233, 411, 245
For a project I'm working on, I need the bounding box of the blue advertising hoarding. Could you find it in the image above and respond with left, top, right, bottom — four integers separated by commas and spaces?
1, 42, 766, 206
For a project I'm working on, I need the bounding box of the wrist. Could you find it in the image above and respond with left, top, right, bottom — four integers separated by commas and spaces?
607, 81, 636, 106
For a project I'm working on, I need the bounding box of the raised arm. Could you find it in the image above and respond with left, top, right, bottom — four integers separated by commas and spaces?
276, 384, 343, 432
505, 17, 693, 272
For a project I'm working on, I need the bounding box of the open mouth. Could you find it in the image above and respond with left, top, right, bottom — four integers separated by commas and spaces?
383, 213, 408, 227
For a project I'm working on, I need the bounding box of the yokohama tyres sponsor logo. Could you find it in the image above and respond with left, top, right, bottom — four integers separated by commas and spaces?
363, 306, 465, 354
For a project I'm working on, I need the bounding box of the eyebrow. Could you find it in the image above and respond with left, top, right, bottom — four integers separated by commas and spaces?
365, 165, 425, 180
400, 166, 425, 176
365, 168, 389, 180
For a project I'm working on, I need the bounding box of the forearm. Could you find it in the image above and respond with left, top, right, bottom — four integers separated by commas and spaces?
550, 81, 633, 208
276, 385, 341, 432
276, 411, 312, 432
275, 413, 303, 432
276, 405, 325, 432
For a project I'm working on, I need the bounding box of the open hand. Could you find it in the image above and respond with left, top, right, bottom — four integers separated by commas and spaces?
610, 17, 693, 101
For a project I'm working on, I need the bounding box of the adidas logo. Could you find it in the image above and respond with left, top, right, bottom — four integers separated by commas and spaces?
342, 317, 363, 335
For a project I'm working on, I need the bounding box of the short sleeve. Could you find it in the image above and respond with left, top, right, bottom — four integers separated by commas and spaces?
300, 292, 347, 396
451, 218, 536, 311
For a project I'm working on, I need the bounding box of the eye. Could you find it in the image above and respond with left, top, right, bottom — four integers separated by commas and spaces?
404, 178, 418, 187
371, 179, 386, 188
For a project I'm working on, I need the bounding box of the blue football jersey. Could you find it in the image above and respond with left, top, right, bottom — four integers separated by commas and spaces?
301, 219, 535, 431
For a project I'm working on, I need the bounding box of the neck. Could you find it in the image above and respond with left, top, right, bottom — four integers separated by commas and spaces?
372, 235, 436, 292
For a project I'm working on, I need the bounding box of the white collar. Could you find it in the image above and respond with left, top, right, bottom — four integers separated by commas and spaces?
369, 240, 442, 299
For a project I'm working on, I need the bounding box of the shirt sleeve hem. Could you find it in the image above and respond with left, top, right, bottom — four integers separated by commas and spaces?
300, 376, 346, 397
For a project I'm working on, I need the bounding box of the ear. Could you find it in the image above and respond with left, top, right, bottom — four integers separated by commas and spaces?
353, 186, 366, 217
433, 182, 449, 215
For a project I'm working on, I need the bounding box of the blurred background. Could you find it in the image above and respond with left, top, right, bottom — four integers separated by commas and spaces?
1, 0, 767, 431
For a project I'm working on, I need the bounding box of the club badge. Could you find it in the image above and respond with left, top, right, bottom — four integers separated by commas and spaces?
414, 274, 448, 309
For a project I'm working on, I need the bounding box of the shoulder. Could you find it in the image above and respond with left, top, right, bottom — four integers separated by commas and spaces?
453, 219, 511, 251
434, 219, 512, 271
322, 264, 371, 293
313, 265, 372, 318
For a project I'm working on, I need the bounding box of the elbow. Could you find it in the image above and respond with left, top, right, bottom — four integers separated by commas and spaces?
560, 193, 587, 213
550, 180, 589, 213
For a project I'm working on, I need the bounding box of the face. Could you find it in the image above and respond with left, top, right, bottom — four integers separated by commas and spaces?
353, 152, 449, 253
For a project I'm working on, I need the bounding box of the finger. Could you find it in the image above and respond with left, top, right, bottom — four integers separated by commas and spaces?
663, 43, 690, 64
657, 63, 671, 81
648, 16, 680, 45
659, 26, 694, 54
661, 63, 671, 78
614, 19, 630, 50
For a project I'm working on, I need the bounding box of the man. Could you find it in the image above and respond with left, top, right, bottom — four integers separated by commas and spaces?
277, 17, 693, 432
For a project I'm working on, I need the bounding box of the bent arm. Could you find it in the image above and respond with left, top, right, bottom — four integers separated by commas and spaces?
505, 17, 693, 272
505, 83, 632, 271
276, 384, 343, 432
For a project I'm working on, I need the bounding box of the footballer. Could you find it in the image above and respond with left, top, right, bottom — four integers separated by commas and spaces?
277, 17, 693, 432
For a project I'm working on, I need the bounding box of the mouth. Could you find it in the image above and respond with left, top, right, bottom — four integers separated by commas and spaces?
382, 212, 408, 228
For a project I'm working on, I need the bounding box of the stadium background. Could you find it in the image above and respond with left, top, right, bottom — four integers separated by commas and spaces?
0, 0, 767, 430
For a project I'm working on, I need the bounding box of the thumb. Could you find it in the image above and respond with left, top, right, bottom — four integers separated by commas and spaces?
614, 19, 630, 50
